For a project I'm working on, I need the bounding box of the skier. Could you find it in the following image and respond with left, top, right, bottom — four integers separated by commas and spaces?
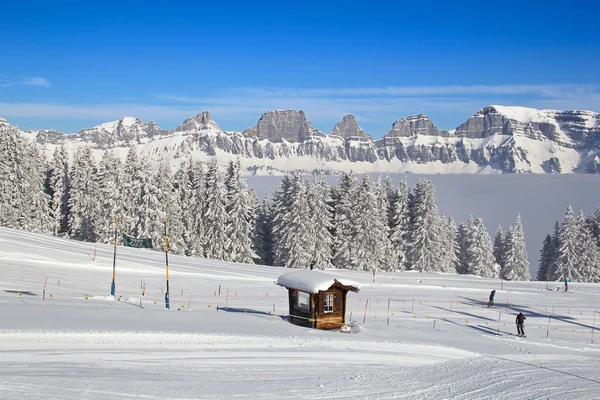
487, 290, 496, 307
564, 278, 569, 292
516, 312, 526, 337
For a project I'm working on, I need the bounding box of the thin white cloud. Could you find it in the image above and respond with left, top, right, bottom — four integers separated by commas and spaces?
0, 76, 51, 88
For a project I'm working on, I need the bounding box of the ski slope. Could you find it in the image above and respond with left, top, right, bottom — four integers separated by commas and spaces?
1, 228, 600, 399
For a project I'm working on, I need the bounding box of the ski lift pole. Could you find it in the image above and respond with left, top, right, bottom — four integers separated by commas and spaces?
111, 216, 118, 296
164, 218, 170, 310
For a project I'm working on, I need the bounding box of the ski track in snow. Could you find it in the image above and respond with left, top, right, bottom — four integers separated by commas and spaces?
1, 228, 600, 399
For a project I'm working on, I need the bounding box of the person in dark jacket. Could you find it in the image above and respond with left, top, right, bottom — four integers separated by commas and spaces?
516, 312, 526, 337
487, 290, 496, 307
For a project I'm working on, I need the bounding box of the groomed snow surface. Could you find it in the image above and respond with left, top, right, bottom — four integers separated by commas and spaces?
1, 228, 599, 399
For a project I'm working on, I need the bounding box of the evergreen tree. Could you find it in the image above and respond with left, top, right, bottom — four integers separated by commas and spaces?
408, 179, 443, 272
456, 221, 469, 274
376, 176, 398, 271
555, 205, 581, 281
48, 146, 70, 235
224, 159, 256, 263
0, 124, 28, 227
95, 151, 122, 242
203, 160, 229, 260
255, 194, 274, 265
271, 174, 295, 266
576, 210, 600, 282
178, 158, 198, 256
307, 172, 334, 269
586, 207, 600, 247
189, 160, 206, 256
465, 216, 498, 277
537, 234, 554, 281
23, 144, 52, 233
384, 174, 398, 228
332, 171, 358, 269
390, 177, 411, 271
502, 215, 531, 281
350, 175, 389, 271
548, 221, 561, 280
493, 225, 505, 271
68, 146, 98, 241
120, 146, 143, 238
278, 175, 313, 268
440, 216, 459, 273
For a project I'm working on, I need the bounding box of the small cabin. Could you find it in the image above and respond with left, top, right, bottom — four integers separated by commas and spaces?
276, 270, 360, 330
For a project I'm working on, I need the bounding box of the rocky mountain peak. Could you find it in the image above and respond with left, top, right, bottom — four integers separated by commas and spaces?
384, 114, 448, 138
175, 110, 222, 132
331, 114, 371, 140
242, 110, 322, 142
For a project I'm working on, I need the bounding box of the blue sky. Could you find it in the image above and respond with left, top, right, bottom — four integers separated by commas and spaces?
1, 0, 599, 137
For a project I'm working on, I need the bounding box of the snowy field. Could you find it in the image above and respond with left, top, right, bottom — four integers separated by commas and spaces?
1, 228, 600, 399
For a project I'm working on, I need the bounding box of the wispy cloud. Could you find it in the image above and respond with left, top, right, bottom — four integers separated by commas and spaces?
0, 76, 51, 88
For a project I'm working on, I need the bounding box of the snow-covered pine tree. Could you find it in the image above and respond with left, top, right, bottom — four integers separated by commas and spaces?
0, 123, 28, 227
349, 175, 389, 271
493, 225, 505, 272
278, 175, 313, 269
586, 207, 600, 247
135, 155, 161, 242
68, 146, 98, 241
501, 215, 531, 281
189, 160, 206, 256
95, 151, 122, 242
555, 205, 581, 281
408, 179, 443, 273
48, 145, 71, 235
440, 216, 459, 273
456, 221, 469, 274
576, 210, 600, 282
376, 176, 398, 271
177, 158, 198, 256
384, 174, 398, 229
271, 174, 294, 267
203, 160, 229, 260
332, 171, 358, 269
120, 146, 143, 238
537, 234, 554, 281
306, 171, 333, 269
224, 159, 256, 264
23, 143, 53, 233
255, 194, 274, 265
465, 216, 498, 277
547, 221, 561, 280
389, 177, 411, 271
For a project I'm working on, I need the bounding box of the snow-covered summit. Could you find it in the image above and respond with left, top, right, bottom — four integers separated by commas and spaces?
74, 117, 168, 147
330, 114, 371, 141
175, 111, 222, 132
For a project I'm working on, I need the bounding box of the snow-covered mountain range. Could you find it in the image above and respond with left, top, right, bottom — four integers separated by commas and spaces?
3, 105, 600, 174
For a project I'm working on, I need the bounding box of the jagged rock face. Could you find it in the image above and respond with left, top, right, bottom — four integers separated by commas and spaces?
331, 114, 371, 140
175, 111, 222, 132
242, 110, 322, 142
385, 114, 449, 138
454, 106, 511, 138
6, 105, 600, 174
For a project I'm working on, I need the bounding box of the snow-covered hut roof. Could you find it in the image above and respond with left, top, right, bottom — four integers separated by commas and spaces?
275, 270, 360, 294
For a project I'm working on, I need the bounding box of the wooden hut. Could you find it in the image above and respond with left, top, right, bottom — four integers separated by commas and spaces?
276, 270, 360, 330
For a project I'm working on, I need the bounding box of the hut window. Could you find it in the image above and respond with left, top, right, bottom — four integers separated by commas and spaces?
323, 293, 334, 313
297, 291, 310, 311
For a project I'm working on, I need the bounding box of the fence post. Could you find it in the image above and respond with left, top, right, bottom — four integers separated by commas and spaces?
363, 299, 369, 324
387, 298, 391, 326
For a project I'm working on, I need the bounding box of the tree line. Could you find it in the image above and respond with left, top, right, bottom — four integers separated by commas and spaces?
2, 127, 598, 281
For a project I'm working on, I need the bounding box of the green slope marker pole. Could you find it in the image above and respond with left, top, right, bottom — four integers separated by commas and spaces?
111, 216, 118, 296
164, 218, 170, 310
